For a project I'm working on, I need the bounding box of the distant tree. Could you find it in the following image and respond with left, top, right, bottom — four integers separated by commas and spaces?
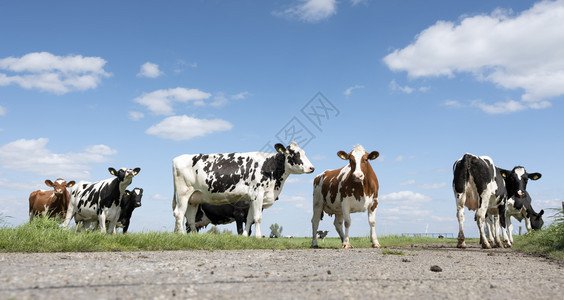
207, 226, 220, 234
269, 223, 283, 238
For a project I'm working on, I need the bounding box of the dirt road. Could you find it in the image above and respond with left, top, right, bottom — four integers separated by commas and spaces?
1, 242, 562, 299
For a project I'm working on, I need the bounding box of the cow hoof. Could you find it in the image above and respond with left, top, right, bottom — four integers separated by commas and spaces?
341, 244, 353, 249
457, 242, 466, 249
481, 243, 492, 249
311, 245, 320, 249
372, 243, 380, 248
504, 243, 512, 248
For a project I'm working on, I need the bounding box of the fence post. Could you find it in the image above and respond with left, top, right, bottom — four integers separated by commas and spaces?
519, 226, 522, 236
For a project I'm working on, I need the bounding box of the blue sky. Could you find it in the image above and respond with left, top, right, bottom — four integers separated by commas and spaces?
1, 0, 563, 238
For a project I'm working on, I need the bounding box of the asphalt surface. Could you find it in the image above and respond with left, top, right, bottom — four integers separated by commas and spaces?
1, 242, 562, 299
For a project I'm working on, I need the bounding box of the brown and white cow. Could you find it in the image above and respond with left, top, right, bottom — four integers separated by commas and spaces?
312, 145, 380, 248
28, 178, 75, 221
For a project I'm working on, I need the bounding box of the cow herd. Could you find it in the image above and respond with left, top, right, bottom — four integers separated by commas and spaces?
26, 142, 545, 249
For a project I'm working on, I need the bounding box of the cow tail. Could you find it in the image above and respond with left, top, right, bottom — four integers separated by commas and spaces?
172, 165, 177, 211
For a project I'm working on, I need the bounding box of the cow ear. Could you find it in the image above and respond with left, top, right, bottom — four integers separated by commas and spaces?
67, 181, 76, 187
539, 209, 544, 216
367, 151, 380, 160
133, 168, 141, 175
337, 151, 349, 160
274, 143, 286, 153
528, 173, 541, 180
45, 180, 54, 187
500, 169, 509, 178
108, 168, 117, 176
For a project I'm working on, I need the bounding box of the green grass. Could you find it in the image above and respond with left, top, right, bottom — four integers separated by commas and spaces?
0, 216, 461, 253
513, 207, 564, 260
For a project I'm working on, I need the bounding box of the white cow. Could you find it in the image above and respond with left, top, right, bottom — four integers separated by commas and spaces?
62, 167, 140, 234
172, 142, 314, 237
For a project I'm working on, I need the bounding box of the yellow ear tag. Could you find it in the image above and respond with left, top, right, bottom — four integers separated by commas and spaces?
502, 173, 507, 178
533, 175, 539, 180
339, 154, 347, 160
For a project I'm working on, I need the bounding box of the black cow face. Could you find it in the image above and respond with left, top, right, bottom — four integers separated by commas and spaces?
501, 167, 541, 199
529, 209, 544, 230
108, 167, 141, 181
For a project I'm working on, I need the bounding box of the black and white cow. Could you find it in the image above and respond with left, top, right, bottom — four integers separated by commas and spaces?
502, 167, 543, 244
62, 167, 140, 234
453, 154, 509, 249
172, 142, 314, 237
117, 187, 143, 233
185, 201, 253, 235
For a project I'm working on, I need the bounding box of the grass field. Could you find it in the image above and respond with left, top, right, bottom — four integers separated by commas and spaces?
0, 216, 459, 252
1, 212, 561, 259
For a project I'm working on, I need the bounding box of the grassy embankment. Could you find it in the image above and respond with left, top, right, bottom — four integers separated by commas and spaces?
512, 207, 564, 259
0, 215, 458, 252
2, 211, 561, 258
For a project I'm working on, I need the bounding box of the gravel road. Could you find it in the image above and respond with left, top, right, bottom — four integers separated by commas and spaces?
1, 242, 562, 299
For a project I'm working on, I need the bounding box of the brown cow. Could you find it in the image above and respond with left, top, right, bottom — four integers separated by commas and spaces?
29, 178, 75, 221
311, 145, 380, 248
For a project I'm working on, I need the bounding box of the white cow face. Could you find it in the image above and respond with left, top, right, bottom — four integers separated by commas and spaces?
45, 178, 75, 196
337, 145, 379, 182
501, 166, 541, 199
274, 142, 315, 174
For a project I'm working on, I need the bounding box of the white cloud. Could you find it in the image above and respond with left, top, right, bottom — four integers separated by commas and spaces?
0, 105, 5, 116
231, 91, 249, 100
152, 194, 168, 201
146, 115, 233, 141
389, 80, 413, 94
279, 0, 337, 23
344, 85, 364, 96
0, 52, 110, 94
383, 0, 564, 113
395, 155, 404, 162
210, 93, 228, 107
0, 138, 117, 179
137, 62, 163, 78
129, 111, 145, 121
134, 87, 212, 115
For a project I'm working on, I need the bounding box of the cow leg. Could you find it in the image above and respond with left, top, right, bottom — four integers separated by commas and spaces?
367, 208, 380, 248
250, 194, 264, 238
185, 203, 198, 234
244, 207, 253, 237
107, 219, 118, 235
475, 205, 491, 249
492, 215, 503, 248
61, 202, 76, 229
311, 199, 323, 248
340, 204, 353, 248
497, 204, 510, 248
524, 215, 533, 233
506, 215, 514, 245
456, 204, 466, 248
173, 187, 194, 234
333, 214, 345, 243
98, 212, 107, 234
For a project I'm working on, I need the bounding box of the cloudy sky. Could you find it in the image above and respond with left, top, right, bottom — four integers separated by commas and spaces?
1, 0, 562, 238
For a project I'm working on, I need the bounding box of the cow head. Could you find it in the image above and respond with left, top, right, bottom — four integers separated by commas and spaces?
529, 209, 544, 230
274, 142, 315, 174
109, 167, 141, 182
500, 166, 541, 199
44, 178, 75, 196
337, 145, 379, 182
130, 188, 143, 208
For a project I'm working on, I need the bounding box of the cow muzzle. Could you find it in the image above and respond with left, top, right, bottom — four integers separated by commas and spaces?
353, 172, 364, 182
